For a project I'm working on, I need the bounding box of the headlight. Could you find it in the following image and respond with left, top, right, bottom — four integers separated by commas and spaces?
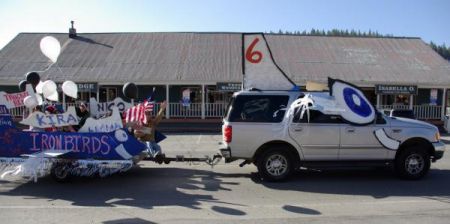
435, 132, 441, 141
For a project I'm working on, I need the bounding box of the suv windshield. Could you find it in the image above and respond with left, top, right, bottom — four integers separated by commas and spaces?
228, 95, 289, 123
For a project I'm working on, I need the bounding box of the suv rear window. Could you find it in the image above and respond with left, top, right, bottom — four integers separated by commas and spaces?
228, 95, 289, 123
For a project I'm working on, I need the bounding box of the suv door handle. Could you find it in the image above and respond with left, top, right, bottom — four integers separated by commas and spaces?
293, 127, 303, 132
346, 127, 355, 133
392, 129, 402, 133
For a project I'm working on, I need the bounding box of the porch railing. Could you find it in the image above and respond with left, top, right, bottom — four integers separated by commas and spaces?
11, 103, 441, 120
378, 105, 443, 119
169, 103, 202, 118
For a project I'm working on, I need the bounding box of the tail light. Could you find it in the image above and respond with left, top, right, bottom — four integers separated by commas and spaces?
223, 125, 232, 143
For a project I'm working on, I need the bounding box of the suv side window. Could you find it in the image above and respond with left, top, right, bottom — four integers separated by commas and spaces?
228, 95, 289, 123
293, 109, 343, 124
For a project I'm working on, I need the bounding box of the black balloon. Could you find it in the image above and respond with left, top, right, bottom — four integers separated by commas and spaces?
123, 82, 138, 99
25, 72, 40, 86
18, 80, 27, 91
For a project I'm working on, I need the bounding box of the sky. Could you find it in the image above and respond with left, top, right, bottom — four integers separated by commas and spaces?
0, 0, 449, 50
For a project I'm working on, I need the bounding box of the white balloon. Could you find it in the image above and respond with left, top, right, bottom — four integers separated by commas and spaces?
62, 80, 78, 99
35, 81, 44, 94
23, 96, 38, 109
35, 94, 43, 105
42, 80, 58, 101
40, 36, 61, 63
46, 92, 59, 101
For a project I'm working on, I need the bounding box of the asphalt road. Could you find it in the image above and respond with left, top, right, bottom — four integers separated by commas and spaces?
0, 134, 450, 224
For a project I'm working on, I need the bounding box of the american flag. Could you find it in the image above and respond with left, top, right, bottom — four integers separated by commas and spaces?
124, 90, 155, 124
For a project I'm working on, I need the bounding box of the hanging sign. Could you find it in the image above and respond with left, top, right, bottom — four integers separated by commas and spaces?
89, 97, 132, 117
375, 85, 418, 95
217, 82, 242, 92
20, 106, 79, 128
57, 83, 97, 93
0, 84, 34, 109
79, 107, 123, 133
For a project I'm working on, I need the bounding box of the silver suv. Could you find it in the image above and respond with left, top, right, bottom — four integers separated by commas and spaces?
221, 90, 445, 181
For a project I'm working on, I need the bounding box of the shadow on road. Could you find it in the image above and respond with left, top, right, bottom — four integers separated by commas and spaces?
0, 167, 242, 210
282, 205, 321, 215
103, 218, 156, 224
252, 168, 450, 202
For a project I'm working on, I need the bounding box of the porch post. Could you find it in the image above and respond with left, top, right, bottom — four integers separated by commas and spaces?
201, 84, 205, 119
376, 94, 380, 109
166, 84, 170, 119
441, 88, 447, 119
96, 88, 100, 102
409, 95, 413, 110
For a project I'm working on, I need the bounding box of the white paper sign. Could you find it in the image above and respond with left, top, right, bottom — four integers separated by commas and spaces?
0, 84, 35, 109
79, 107, 123, 133
20, 106, 79, 128
243, 34, 296, 91
89, 97, 132, 117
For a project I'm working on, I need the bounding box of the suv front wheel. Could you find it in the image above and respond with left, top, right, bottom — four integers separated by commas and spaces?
257, 148, 293, 181
395, 146, 431, 180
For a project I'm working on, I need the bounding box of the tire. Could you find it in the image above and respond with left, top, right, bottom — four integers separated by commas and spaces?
257, 148, 293, 182
51, 164, 72, 183
395, 146, 430, 180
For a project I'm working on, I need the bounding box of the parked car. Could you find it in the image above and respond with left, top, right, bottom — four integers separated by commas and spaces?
390, 109, 416, 119
220, 90, 445, 181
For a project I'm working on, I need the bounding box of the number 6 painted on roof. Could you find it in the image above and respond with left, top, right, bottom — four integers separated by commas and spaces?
246, 38, 263, 63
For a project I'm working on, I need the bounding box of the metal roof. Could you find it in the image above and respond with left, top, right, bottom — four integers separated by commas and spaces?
0, 32, 449, 86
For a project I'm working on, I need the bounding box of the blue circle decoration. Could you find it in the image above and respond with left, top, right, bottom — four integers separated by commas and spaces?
343, 87, 373, 117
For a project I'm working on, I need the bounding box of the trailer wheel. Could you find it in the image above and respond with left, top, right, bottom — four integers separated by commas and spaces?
257, 148, 292, 182
51, 164, 72, 183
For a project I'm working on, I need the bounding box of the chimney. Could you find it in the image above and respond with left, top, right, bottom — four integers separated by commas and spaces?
69, 21, 77, 38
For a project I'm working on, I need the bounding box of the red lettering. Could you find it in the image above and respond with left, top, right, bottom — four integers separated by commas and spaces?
41, 134, 49, 149
30, 133, 40, 151
47, 135, 55, 149
64, 136, 74, 151
246, 37, 263, 64
72, 135, 81, 152
91, 137, 102, 154
82, 136, 91, 154
100, 136, 111, 155
55, 135, 62, 150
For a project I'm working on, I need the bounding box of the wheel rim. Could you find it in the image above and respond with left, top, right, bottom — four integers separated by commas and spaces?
54, 166, 68, 179
405, 153, 425, 175
265, 154, 288, 177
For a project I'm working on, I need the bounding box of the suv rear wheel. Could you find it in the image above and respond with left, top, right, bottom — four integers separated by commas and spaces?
257, 148, 293, 181
395, 146, 430, 180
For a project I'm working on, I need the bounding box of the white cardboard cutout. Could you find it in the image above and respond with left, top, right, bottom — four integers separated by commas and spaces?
0, 84, 35, 109
89, 97, 132, 117
20, 106, 79, 128
79, 107, 123, 133
243, 34, 295, 90
374, 129, 400, 150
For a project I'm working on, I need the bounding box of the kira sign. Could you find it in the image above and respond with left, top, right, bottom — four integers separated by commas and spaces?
20, 106, 79, 128
375, 85, 418, 95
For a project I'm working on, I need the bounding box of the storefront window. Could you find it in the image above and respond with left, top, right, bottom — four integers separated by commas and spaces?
206, 85, 233, 104
100, 87, 118, 102
381, 94, 410, 106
